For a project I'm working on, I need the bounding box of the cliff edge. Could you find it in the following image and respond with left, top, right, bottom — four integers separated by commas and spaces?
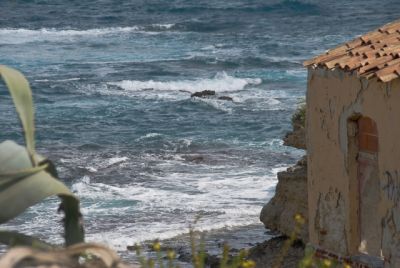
260, 106, 308, 242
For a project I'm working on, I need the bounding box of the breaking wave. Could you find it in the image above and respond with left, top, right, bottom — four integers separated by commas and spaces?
108, 72, 262, 93
0, 24, 176, 44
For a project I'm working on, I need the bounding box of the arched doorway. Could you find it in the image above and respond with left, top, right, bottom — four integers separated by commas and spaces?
347, 116, 381, 256
356, 116, 381, 256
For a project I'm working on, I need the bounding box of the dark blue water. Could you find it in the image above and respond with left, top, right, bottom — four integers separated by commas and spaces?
0, 0, 398, 254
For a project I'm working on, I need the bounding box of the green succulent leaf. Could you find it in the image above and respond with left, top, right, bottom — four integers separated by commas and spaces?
0, 140, 84, 246
0, 65, 36, 165
0, 65, 84, 247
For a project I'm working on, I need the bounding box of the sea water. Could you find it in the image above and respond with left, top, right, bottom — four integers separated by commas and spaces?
0, 0, 398, 259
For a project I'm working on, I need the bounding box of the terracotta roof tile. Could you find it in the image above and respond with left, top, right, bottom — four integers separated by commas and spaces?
304, 20, 400, 82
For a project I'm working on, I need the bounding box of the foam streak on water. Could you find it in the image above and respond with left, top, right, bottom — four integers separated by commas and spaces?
0, 25, 179, 44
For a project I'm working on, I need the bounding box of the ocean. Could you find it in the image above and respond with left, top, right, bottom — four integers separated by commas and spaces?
0, 0, 398, 263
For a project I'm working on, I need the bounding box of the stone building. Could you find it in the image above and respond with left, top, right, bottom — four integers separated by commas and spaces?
304, 20, 400, 267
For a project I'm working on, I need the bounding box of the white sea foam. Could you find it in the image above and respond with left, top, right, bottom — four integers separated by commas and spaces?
0, 27, 139, 36
35, 77, 81, 82
285, 69, 307, 78
136, 133, 163, 141
80, 156, 130, 173
70, 167, 279, 249
151, 23, 175, 29
86, 166, 98, 173
90, 218, 263, 250
271, 166, 288, 175
108, 156, 129, 166
0, 25, 176, 44
6, 149, 291, 251
108, 72, 262, 93
191, 97, 233, 113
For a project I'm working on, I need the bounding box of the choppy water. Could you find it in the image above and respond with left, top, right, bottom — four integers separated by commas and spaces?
0, 0, 398, 255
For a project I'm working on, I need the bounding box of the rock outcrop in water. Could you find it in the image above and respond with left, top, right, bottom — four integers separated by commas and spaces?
260, 106, 308, 242
191, 90, 216, 98
190, 90, 233, 102
217, 96, 233, 101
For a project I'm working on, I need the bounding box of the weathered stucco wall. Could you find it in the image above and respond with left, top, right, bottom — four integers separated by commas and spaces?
306, 67, 400, 266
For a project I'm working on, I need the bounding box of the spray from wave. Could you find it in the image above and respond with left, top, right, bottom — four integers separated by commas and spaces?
108, 72, 262, 93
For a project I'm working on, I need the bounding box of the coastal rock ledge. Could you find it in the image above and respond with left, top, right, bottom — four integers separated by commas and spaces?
260, 109, 308, 242
260, 156, 308, 242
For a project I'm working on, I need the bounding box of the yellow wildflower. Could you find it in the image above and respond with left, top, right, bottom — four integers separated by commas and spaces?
322, 259, 332, 267
294, 213, 306, 225
167, 250, 176, 260
241, 260, 256, 268
152, 241, 161, 251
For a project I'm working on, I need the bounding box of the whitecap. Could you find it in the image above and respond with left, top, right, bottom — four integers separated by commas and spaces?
150, 23, 175, 30
108, 156, 129, 166
35, 77, 81, 82
108, 72, 262, 94
191, 97, 233, 113
0, 27, 139, 36
0, 25, 177, 44
136, 133, 163, 141
86, 166, 98, 173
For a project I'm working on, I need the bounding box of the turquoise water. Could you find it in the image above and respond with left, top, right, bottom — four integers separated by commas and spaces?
0, 0, 398, 252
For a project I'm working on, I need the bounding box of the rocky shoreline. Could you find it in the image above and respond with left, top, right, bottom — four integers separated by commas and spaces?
254, 106, 308, 267
260, 105, 307, 241
122, 224, 305, 268
121, 106, 309, 268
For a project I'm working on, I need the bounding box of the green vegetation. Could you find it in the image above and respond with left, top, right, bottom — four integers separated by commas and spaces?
0, 65, 84, 248
292, 102, 306, 128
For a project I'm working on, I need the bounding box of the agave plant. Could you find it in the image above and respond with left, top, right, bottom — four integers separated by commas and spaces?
0, 65, 84, 248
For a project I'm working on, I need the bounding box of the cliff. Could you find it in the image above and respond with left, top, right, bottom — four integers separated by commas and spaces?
260, 106, 308, 242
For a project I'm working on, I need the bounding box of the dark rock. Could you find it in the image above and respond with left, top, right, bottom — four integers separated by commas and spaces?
283, 108, 306, 150
218, 96, 233, 101
205, 254, 221, 268
191, 90, 216, 98
247, 236, 305, 268
126, 245, 136, 251
177, 249, 193, 263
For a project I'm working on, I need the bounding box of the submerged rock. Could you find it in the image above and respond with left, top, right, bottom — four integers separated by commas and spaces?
190, 90, 234, 102
191, 90, 216, 98
217, 96, 233, 101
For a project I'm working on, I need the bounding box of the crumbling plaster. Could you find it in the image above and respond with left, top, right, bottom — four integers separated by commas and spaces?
306, 67, 400, 266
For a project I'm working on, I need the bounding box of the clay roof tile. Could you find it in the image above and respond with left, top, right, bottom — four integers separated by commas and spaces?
375, 64, 400, 82
304, 19, 400, 82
